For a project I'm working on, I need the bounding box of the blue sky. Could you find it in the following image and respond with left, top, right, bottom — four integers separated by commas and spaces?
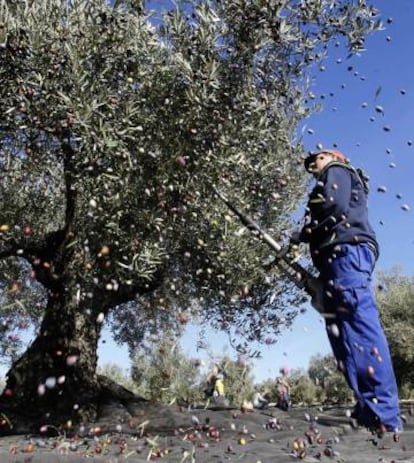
97, 1, 414, 384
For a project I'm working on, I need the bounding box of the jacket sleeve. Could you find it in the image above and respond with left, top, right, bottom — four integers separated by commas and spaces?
299, 166, 352, 241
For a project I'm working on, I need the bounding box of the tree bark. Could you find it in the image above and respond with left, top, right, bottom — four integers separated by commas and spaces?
0, 286, 186, 437
0, 224, 166, 434
1, 287, 103, 428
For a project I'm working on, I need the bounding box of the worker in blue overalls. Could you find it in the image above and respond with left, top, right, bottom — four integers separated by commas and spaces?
291, 149, 401, 435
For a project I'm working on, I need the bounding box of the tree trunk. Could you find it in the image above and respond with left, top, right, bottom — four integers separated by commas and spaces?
1, 288, 103, 429
0, 231, 165, 435
0, 287, 188, 437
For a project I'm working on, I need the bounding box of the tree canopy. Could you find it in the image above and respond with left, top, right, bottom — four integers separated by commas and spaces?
0, 0, 382, 428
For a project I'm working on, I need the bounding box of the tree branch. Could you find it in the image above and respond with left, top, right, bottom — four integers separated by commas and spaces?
61, 140, 77, 234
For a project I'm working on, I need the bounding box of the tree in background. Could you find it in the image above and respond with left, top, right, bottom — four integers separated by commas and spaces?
0, 0, 381, 428
376, 268, 414, 396
308, 354, 352, 404
99, 351, 378, 408
99, 345, 256, 408
129, 335, 204, 405
97, 362, 137, 395
208, 355, 255, 406
287, 368, 320, 405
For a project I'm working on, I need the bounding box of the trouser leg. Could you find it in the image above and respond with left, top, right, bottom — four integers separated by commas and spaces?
337, 286, 400, 430
325, 316, 349, 381
319, 244, 401, 431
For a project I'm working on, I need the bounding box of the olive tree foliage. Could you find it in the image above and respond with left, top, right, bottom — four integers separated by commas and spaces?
129, 335, 205, 404
100, 336, 256, 407
0, 0, 381, 390
308, 353, 352, 404
0, 261, 45, 367
376, 269, 414, 391
288, 368, 320, 405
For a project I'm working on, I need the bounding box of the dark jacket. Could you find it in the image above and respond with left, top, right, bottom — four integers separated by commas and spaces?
299, 161, 378, 262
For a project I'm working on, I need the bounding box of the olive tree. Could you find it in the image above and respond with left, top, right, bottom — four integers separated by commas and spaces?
376, 269, 414, 390
0, 0, 381, 430
308, 354, 352, 404
129, 335, 205, 405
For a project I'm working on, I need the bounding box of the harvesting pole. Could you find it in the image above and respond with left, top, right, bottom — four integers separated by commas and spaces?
213, 188, 325, 313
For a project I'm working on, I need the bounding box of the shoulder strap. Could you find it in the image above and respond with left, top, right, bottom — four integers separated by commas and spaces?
355, 167, 370, 194
325, 161, 369, 194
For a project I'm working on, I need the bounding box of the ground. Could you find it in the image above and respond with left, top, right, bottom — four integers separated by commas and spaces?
0, 402, 413, 462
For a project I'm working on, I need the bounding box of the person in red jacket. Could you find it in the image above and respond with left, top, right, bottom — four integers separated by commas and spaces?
292, 149, 401, 435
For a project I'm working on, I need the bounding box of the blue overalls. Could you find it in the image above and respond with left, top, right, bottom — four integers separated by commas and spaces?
317, 243, 401, 432
299, 161, 402, 433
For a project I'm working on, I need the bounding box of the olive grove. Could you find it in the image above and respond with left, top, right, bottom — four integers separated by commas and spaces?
0, 0, 381, 430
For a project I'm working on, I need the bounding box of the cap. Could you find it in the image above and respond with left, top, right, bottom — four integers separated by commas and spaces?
304, 149, 348, 170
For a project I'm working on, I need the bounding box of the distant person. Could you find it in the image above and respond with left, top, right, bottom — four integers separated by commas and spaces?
208, 373, 229, 407
204, 366, 228, 406
204, 374, 216, 399
291, 149, 401, 435
204, 364, 220, 399
275, 376, 290, 411
213, 373, 225, 398
252, 389, 269, 410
